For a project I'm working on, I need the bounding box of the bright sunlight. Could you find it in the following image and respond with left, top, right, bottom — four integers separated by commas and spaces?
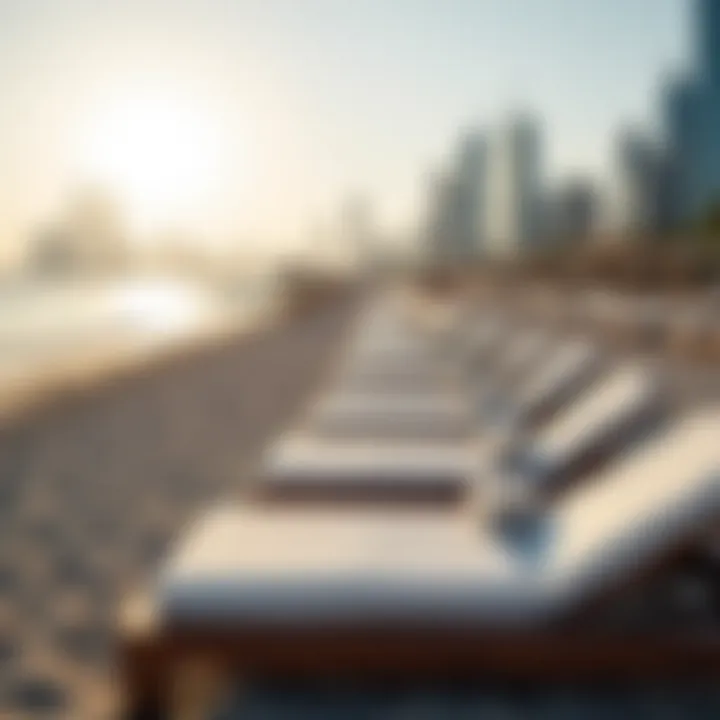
78, 89, 226, 236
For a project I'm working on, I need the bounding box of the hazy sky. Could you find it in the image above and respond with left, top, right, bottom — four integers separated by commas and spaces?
0, 0, 688, 257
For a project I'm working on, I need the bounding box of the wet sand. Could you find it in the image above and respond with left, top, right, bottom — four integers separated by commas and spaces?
0, 298, 353, 718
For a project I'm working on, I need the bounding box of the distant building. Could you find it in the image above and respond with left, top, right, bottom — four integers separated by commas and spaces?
452, 131, 487, 257
27, 189, 129, 276
422, 114, 543, 263
485, 114, 543, 256
422, 130, 487, 264
658, 1, 720, 227
698, 0, 720, 87
29, 227, 79, 276
548, 178, 597, 245
340, 195, 376, 265
674, 86, 720, 224
692, 0, 720, 217
423, 169, 455, 262
662, 76, 699, 227
610, 127, 670, 237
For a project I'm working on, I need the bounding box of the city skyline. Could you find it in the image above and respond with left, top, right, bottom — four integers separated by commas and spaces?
424, 0, 720, 260
0, 0, 686, 262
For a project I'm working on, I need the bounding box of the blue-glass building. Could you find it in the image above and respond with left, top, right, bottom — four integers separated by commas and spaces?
685, 0, 720, 220
697, 0, 720, 88
662, 1, 720, 225
663, 76, 699, 224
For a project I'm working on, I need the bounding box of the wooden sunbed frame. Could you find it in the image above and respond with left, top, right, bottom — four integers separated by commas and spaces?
253, 477, 465, 507
118, 514, 720, 717
119, 587, 720, 718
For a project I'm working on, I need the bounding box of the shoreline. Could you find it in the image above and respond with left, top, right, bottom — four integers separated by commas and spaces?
0, 288, 281, 432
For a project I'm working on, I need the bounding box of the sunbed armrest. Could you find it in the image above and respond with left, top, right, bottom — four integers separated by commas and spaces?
483, 478, 554, 564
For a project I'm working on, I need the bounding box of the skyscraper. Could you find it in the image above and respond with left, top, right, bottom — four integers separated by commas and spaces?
422, 131, 487, 264
453, 131, 487, 257
695, 0, 720, 218
549, 178, 597, 244
341, 194, 375, 263
611, 127, 665, 236
423, 170, 457, 262
663, 76, 698, 226
697, 0, 720, 87
680, 0, 720, 221
485, 114, 543, 255
659, 1, 720, 227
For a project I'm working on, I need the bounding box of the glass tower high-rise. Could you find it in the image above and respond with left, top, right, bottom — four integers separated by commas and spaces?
698, 0, 720, 87
454, 132, 487, 257
666, 0, 720, 223
485, 114, 543, 254
694, 0, 720, 218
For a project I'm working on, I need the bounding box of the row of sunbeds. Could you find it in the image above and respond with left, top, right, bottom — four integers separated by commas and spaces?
119, 290, 720, 716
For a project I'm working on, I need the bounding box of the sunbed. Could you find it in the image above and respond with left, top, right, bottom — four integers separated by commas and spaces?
119, 410, 720, 714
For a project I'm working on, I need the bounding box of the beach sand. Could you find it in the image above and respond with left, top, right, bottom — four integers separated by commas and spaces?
0, 297, 353, 718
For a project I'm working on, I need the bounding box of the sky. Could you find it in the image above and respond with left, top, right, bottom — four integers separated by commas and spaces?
0, 0, 688, 259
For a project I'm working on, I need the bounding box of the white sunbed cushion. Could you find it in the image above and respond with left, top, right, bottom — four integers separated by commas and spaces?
349, 307, 438, 354
465, 318, 507, 362
521, 364, 659, 484
346, 310, 437, 363
547, 409, 720, 609
334, 368, 458, 393
339, 361, 453, 386
473, 332, 552, 421
514, 340, 598, 418
161, 411, 720, 628
496, 331, 549, 381
343, 345, 449, 374
474, 332, 550, 407
349, 333, 436, 362
310, 394, 472, 438
158, 508, 547, 627
333, 372, 458, 396
265, 434, 477, 487
315, 393, 468, 420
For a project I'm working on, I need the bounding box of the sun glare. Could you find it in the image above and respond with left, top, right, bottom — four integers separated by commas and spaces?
78, 90, 225, 235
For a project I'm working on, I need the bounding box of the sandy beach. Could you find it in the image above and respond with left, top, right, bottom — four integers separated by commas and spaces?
0, 297, 353, 718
